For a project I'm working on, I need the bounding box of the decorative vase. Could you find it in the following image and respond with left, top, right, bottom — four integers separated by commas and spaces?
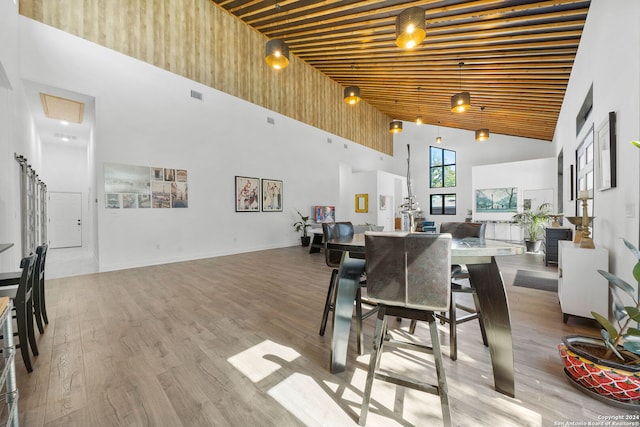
558, 335, 640, 406
301, 236, 311, 247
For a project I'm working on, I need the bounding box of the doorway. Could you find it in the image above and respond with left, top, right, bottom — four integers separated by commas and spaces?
48, 192, 82, 248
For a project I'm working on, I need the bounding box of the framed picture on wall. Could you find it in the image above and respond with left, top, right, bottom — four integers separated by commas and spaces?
262, 179, 283, 212
596, 111, 617, 191
235, 176, 260, 212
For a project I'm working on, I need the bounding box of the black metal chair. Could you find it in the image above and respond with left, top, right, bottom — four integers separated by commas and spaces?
413, 222, 488, 361
0, 254, 39, 372
318, 222, 376, 355
360, 232, 452, 426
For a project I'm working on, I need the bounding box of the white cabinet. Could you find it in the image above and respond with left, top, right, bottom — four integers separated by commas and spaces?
558, 240, 609, 323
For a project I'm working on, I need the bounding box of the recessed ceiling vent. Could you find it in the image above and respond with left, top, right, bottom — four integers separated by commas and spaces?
190, 90, 203, 100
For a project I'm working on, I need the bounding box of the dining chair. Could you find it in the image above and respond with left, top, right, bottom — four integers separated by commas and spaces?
33, 245, 49, 333
318, 222, 377, 355
413, 222, 488, 361
360, 232, 452, 426
0, 254, 39, 372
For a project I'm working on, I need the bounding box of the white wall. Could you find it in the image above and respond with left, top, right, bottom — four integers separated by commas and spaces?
553, 0, 640, 286
18, 18, 405, 272
472, 157, 557, 222
394, 123, 556, 224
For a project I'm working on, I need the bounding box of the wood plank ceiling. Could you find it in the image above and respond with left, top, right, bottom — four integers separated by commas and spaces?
212, 0, 590, 142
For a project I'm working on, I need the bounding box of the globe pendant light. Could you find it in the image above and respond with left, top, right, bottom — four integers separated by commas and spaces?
395, 7, 426, 49
416, 116, 423, 125
389, 120, 403, 133
475, 106, 490, 141
451, 62, 471, 113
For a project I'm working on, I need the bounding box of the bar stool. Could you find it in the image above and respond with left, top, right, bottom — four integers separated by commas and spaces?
359, 232, 452, 426
319, 222, 377, 355
0, 254, 38, 372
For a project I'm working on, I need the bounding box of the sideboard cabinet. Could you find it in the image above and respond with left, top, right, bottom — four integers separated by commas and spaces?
543, 227, 572, 266
557, 240, 608, 323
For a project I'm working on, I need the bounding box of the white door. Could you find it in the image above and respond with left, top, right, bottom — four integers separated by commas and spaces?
48, 192, 82, 248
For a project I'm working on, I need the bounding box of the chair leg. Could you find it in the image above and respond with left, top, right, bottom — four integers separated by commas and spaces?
355, 287, 364, 355
319, 269, 338, 336
428, 312, 452, 427
15, 305, 33, 373
26, 300, 39, 356
449, 292, 457, 361
472, 291, 488, 347
359, 307, 387, 426
33, 288, 45, 334
41, 282, 49, 325
408, 319, 417, 334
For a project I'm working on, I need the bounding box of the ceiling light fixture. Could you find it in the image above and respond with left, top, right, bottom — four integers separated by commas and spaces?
265, 4, 289, 70
415, 86, 423, 125
389, 120, 403, 133
436, 121, 442, 144
395, 7, 426, 49
344, 64, 361, 105
475, 106, 490, 142
451, 62, 471, 113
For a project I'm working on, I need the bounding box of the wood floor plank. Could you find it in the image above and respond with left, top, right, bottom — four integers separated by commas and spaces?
12, 246, 640, 426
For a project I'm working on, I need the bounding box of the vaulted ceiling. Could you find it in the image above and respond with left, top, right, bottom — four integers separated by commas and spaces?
213, 0, 590, 141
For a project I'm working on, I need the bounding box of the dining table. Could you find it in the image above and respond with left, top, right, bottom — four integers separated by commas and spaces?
327, 233, 524, 398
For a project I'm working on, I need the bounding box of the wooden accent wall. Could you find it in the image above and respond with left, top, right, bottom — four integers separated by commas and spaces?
20, 0, 393, 155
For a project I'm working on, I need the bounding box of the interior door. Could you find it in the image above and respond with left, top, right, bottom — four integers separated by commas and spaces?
48, 192, 82, 248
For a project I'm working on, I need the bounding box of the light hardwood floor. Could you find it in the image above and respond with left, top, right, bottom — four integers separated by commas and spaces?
10, 246, 640, 426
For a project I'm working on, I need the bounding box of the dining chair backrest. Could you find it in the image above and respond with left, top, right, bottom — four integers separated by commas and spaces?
16, 254, 37, 305
440, 222, 486, 240
322, 222, 355, 268
35, 244, 47, 287
364, 231, 452, 311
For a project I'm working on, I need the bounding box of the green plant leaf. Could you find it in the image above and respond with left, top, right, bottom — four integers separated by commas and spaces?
623, 238, 640, 261
598, 269, 636, 297
633, 262, 640, 285
624, 341, 640, 357
627, 306, 640, 323
604, 337, 625, 360
632, 140, 640, 149
592, 311, 618, 340
625, 328, 640, 338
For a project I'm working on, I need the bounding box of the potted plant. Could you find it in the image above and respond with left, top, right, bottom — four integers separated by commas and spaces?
293, 210, 311, 246
558, 238, 640, 404
512, 202, 551, 252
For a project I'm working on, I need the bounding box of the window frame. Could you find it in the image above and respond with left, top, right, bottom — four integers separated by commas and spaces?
430, 193, 457, 215
429, 146, 456, 188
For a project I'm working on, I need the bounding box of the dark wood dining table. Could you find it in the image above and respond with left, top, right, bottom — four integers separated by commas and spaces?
327, 233, 524, 398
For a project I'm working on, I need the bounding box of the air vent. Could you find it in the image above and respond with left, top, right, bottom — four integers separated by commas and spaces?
190, 90, 203, 100
267, 117, 275, 125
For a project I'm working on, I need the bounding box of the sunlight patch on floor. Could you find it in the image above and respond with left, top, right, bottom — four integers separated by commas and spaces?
227, 339, 300, 383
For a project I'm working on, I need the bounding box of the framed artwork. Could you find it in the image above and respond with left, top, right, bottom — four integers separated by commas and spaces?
475, 188, 517, 213
235, 176, 260, 212
596, 111, 617, 191
262, 179, 283, 212
315, 206, 335, 223
355, 194, 368, 213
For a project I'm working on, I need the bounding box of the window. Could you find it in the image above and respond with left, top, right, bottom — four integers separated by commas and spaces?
430, 194, 456, 215
430, 146, 456, 188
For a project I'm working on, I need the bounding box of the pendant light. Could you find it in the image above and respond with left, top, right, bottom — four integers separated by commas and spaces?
435, 121, 442, 144
475, 106, 490, 141
389, 120, 403, 133
395, 7, 426, 49
344, 64, 361, 105
415, 87, 423, 125
451, 62, 471, 113
265, 4, 289, 70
